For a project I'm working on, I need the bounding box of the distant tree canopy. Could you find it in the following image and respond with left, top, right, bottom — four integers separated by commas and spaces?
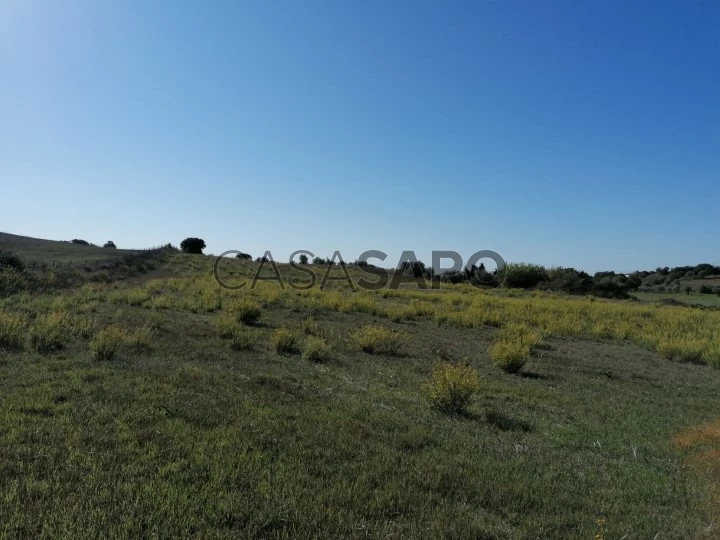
180, 237, 206, 254
70, 239, 90, 246
298, 254, 309, 264
235, 252, 252, 260
103, 241, 117, 249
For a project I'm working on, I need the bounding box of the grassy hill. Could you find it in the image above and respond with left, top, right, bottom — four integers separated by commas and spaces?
1, 247, 720, 537
0, 232, 138, 265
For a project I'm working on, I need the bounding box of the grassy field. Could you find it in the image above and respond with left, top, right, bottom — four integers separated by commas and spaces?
0, 232, 138, 265
2, 243, 720, 537
634, 291, 720, 308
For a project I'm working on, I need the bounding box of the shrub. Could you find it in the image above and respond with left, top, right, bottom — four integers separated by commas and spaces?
70, 239, 90, 245
0, 312, 26, 350
230, 329, 257, 351
489, 340, 530, 373
489, 322, 542, 373
90, 325, 127, 360
699, 285, 713, 294
103, 241, 117, 249
302, 336, 330, 362
271, 328, 300, 354
29, 313, 66, 352
180, 237, 206, 254
229, 298, 262, 325
423, 363, 480, 413
301, 315, 320, 335
0, 250, 25, 272
235, 252, 252, 260
216, 314, 237, 339
351, 325, 408, 355
503, 263, 548, 289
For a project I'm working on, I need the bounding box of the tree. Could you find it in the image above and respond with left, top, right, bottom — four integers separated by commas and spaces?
235, 252, 252, 260
103, 241, 117, 249
180, 237, 206, 254
71, 239, 90, 246
299, 253, 309, 265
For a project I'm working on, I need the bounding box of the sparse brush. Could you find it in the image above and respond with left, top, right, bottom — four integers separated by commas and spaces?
0, 312, 26, 351
351, 325, 408, 355
271, 328, 300, 354
302, 336, 330, 362
230, 329, 257, 351
90, 325, 127, 360
229, 298, 262, 325
423, 362, 480, 413
216, 314, 237, 339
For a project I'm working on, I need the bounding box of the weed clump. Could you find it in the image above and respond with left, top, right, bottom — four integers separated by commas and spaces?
29, 312, 66, 352
351, 325, 408, 355
271, 328, 300, 354
302, 336, 330, 362
90, 325, 127, 360
423, 362, 480, 413
489, 322, 543, 373
230, 329, 257, 351
0, 312, 26, 351
230, 298, 262, 325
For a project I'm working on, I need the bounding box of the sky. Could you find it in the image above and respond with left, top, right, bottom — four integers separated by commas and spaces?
1, 0, 718, 273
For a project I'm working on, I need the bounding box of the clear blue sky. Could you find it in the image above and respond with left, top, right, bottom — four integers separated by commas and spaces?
2, 1, 718, 273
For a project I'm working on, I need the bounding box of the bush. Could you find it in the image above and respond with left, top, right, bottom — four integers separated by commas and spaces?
423, 363, 480, 413
0, 312, 25, 350
301, 315, 320, 335
29, 313, 66, 352
503, 263, 548, 289
489, 322, 542, 373
103, 241, 117, 249
271, 328, 300, 354
489, 340, 530, 373
351, 325, 408, 355
302, 336, 330, 362
71, 239, 90, 245
230, 329, 257, 351
699, 285, 713, 294
229, 298, 262, 325
180, 237, 206, 254
235, 252, 252, 260
90, 325, 127, 360
0, 250, 25, 272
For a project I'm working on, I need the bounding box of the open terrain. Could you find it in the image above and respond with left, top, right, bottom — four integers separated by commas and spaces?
1, 236, 720, 538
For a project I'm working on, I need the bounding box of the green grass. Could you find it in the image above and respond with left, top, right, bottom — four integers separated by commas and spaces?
634, 291, 720, 308
0, 231, 137, 265
1, 249, 720, 537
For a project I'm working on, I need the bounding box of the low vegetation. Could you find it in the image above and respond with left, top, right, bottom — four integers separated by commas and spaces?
1, 235, 719, 537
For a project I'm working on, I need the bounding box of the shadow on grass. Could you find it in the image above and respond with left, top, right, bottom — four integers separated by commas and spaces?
518, 371, 548, 380
485, 409, 532, 432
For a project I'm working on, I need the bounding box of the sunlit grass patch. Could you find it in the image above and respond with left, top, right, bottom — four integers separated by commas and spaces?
0, 312, 26, 350
351, 324, 409, 355
89, 325, 128, 360
301, 335, 331, 362
271, 328, 300, 355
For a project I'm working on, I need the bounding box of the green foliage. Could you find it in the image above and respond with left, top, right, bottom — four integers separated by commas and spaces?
229, 329, 257, 351
0, 312, 25, 350
351, 325, 408, 355
301, 315, 320, 335
103, 241, 117, 249
301, 336, 330, 362
90, 325, 127, 360
229, 298, 262, 325
180, 237, 206, 254
271, 328, 300, 354
422, 362, 480, 413
489, 323, 543, 373
29, 312, 66, 352
503, 263, 548, 289
0, 249, 25, 272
